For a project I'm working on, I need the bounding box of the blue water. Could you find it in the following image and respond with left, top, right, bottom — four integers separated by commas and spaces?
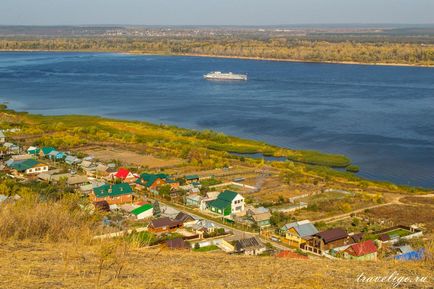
0, 52, 433, 188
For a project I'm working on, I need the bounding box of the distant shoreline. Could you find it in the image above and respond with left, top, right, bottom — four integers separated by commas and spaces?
0, 49, 433, 68
128, 51, 434, 68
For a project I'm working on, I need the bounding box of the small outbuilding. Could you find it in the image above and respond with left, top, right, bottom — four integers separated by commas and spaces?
131, 204, 154, 220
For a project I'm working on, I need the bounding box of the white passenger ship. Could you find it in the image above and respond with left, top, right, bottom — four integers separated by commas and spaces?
203, 71, 248, 81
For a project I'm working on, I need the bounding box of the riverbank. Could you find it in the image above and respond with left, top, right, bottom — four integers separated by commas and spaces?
129, 51, 434, 68
1, 105, 432, 194
0, 104, 350, 168
0, 49, 433, 68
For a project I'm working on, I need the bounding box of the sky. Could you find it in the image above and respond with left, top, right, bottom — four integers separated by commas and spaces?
1, 0, 433, 26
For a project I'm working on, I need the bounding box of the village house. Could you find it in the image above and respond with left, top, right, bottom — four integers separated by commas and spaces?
8, 159, 48, 175
174, 212, 196, 226
95, 163, 116, 178
246, 206, 272, 228
37, 172, 70, 183
111, 168, 138, 183
47, 150, 65, 161
36, 171, 88, 187
80, 159, 97, 176
199, 191, 220, 211
64, 155, 81, 165
67, 175, 89, 187
281, 220, 319, 248
207, 190, 245, 216
166, 178, 181, 190
39, 147, 56, 158
131, 204, 154, 220
184, 174, 200, 184
233, 237, 267, 256
185, 194, 202, 207
79, 180, 106, 195
350, 232, 364, 243
343, 240, 378, 261
90, 183, 134, 205
27, 146, 40, 156
147, 217, 183, 233
180, 183, 201, 194
3, 142, 20, 155
307, 228, 351, 252
190, 220, 217, 234
135, 173, 169, 191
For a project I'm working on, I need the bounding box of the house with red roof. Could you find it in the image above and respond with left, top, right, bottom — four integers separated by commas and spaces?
344, 240, 378, 261
112, 168, 138, 183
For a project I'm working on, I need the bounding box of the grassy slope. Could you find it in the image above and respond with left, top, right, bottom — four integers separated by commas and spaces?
0, 242, 432, 289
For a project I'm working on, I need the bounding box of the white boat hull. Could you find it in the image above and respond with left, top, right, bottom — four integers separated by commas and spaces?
204, 71, 248, 81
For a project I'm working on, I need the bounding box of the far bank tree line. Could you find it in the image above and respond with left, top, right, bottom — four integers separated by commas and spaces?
0, 37, 433, 65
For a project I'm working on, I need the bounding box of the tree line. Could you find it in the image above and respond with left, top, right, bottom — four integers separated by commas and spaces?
0, 37, 433, 65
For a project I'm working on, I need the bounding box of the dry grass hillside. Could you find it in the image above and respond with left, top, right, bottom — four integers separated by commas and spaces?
0, 241, 432, 289
0, 176, 432, 289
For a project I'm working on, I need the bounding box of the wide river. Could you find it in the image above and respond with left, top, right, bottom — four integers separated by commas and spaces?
0, 52, 433, 187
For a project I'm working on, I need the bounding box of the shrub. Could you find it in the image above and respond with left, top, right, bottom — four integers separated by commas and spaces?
346, 165, 360, 173
287, 150, 351, 167
127, 231, 158, 247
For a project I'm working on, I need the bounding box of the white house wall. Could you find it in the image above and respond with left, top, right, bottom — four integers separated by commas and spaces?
231, 194, 245, 213
25, 166, 49, 175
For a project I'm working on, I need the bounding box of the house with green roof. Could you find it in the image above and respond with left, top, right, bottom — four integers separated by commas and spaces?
135, 173, 177, 191
8, 159, 48, 175
27, 146, 40, 156
131, 204, 154, 220
184, 174, 200, 184
207, 190, 245, 216
39, 147, 56, 157
91, 183, 134, 205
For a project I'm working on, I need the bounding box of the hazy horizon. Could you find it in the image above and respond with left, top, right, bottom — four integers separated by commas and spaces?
1, 0, 433, 26
1, 23, 434, 28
